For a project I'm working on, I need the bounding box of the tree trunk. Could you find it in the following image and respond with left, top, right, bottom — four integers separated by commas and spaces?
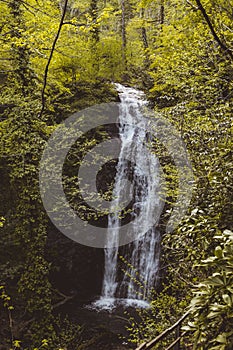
90, 0, 99, 42
121, 0, 127, 70
8, 0, 34, 96
89, 0, 100, 76
140, 8, 150, 70
160, 0, 165, 26
195, 0, 232, 59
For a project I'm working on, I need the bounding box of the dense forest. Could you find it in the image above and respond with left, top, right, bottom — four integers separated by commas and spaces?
0, 0, 232, 349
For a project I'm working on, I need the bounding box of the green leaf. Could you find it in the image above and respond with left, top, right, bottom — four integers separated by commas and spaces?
216, 333, 227, 344
13, 340, 21, 348
215, 246, 223, 258
222, 294, 232, 306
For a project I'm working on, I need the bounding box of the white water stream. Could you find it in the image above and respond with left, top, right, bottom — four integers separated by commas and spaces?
94, 84, 163, 310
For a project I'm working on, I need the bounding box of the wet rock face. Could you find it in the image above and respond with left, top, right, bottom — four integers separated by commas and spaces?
96, 158, 118, 201
45, 120, 122, 299
45, 156, 134, 301
46, 226, 104, 299
46, 156, 121, 299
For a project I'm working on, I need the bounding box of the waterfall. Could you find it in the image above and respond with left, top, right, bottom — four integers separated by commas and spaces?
95, 84, 163, 310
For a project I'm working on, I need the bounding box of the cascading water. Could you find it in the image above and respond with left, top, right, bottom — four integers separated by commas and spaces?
95, 84, 163, 310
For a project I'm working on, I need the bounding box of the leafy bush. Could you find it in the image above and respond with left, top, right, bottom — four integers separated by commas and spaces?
186, 230, 233, 349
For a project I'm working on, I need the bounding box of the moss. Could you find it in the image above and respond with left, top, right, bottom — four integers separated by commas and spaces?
51, 80, 120, 123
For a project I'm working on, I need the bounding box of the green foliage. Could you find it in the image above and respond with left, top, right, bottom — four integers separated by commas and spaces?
0, 217, 5, 227
186, 230, 233, 349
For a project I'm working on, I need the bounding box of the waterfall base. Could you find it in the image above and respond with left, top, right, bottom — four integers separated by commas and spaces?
89, 297, 150, 312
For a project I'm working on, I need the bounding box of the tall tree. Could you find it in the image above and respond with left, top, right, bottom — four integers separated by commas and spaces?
7, 0, 35, 96
121, 0, 127, 70
195, 0, 233, 59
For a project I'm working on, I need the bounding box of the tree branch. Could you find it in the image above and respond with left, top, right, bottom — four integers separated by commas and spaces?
195, 0, 233, 59
135, 311, 190, 350
19, 0, 57, 19
63, 21, 86, 27
186, 0, 198, 11
38, 0, 69, 119
52, 292, 76, 309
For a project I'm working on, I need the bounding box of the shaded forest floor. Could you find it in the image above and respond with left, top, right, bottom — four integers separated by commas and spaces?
56, 298, 135, 350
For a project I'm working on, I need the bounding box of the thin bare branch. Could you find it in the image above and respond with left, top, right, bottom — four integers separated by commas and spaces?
135, 311, 190, 350
63, 21, 86, 27
19, 0, 58, 18
52, 290, 76, 309
186, 0, 198, 11
38, 0, 69, 119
